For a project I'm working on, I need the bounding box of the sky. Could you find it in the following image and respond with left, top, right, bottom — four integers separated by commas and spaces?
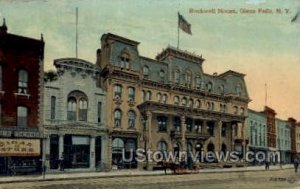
0, 0, 300, 120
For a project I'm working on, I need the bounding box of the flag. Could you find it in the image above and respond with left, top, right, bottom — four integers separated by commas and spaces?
291, 10, 300, 23
178, 12, 192, 35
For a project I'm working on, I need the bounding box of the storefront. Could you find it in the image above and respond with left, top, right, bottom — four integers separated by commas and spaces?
0, 137, 43, 175
49, 134, 102, 170
112, 137, 137, 169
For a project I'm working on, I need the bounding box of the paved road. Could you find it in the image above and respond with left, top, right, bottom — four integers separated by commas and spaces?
1, 169, 300, 189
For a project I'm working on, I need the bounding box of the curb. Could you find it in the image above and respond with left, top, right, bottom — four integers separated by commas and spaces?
0, 167, 294, 184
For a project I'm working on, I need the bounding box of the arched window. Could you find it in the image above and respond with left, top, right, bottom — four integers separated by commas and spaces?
128, 87, 135, 101
240, 107, 245, 115
143, 65, 150, 79
233, 106, 238, 115
128, 110, 136, 128
207, 82, 213, 92
18, 69, 28, 94
112, 138, 124, 153
67, 97, 77, 121
79, 98, 88, 121
157, 116, 167, 132
146, 91, 151, 101
207, 102, 211, 110
219, 84, 225, 93
142, 90, 146, 102
114, 85, 122, 99
67, 91, 88, 122
195, 100, 201, 108
188, 99, 193, 108
120, 51, 130, 69
174, 96, 179, 105
17, 106, 28, 127
114, 109, 122, 128
211, 102, 215, 111
157, 93, 162, 102
181, 97, 187, 106
174, 70, 180, 84
162, 94, 167, 104
159, 70, 165, 82
158, 141, 168, 153
195, 76, 201, 89
207, 143, 215, 152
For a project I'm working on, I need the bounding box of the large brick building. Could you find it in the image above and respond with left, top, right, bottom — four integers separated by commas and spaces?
0, 19, 45, 174
98, 33, 250, 170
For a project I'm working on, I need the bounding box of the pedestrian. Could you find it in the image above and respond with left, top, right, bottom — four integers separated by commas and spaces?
265, 159, 270, 170
59, 155, 64, 171
294, 158, 299, 173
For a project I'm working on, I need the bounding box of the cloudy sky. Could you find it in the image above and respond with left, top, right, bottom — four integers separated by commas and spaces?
1, 0, 300, 120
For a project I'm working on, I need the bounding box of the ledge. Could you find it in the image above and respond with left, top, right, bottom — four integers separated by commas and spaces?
14, 93, 31, 98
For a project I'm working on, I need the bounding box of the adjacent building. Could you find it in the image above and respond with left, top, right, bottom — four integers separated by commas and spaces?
97, 33, 250, 170
0, 19, 45, 175
43, 58, 108, 171
296, 123, 300, 158
276, 118, 291, 164
247, 109, 267, 164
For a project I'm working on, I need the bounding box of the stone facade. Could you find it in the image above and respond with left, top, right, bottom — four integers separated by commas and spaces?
43, 58, 108, 171
98, 33, 250, 170
296, 123, 300, 157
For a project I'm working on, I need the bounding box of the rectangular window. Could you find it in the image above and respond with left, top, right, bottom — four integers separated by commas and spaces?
97, 102, 102, 123
114, 85, 122, 99
128, 87, 135, 101
18, 70, 28, 94
17, 106, 28, 127
157, 116, 167, 132
50, 96, 56, 119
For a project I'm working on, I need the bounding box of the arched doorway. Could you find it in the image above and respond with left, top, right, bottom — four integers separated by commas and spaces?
174, 143, 180, 160
112, 138, 124, 168
207, 143, 215, 152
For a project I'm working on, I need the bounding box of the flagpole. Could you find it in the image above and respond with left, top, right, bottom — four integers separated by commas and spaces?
76, 7, 78, 58
177, 12, 180, 49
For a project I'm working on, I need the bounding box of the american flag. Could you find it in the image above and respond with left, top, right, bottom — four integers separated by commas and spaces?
178, 12, 192, 35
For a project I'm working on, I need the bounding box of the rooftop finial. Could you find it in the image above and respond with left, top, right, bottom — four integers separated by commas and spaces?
0, 18, 7, 33
41, 33, 44, 41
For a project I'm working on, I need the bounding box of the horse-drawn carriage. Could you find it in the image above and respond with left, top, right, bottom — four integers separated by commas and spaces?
157, 160, 200, 175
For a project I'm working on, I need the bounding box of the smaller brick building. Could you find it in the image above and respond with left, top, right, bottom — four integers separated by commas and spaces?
0, 19, 45, 175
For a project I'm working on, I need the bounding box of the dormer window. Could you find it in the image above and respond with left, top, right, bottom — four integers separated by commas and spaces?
143, 65, 150, 79
185, 71, 192, 88
188, 99, 193, 108
219, 84, 225, 93
207, 82, 213, 92
162, 94, 167, 104
159, 69, 165, 82
120, 50, 130, 69
236, 84, 242, 96
233, 106, 238, 114
174, 70, 180, 84
195, 76, 201, 89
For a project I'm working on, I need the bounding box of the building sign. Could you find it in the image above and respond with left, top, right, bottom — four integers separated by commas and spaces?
0, 139, 40, 157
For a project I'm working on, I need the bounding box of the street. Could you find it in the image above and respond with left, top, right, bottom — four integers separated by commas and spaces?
1, 169, 300, 189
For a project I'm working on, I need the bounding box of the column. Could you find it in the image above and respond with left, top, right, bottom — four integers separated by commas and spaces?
181, 115, 186, 151
43, 136, 50, 169
242, 122, 247, 161
215, 120, 222, 152
58, 134, 64, 159
146, 111, 153, 171
202, 120, 207, 135
101, 135, 109, 169
107, 136, 112, 170
90, 136, 96, 170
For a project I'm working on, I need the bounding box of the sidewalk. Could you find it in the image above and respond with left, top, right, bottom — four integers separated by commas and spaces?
0, 164, 293, 184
